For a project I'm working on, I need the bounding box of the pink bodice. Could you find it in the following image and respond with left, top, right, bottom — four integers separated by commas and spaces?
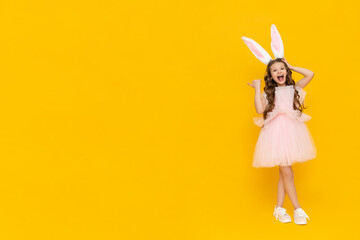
253, 85, 311, 128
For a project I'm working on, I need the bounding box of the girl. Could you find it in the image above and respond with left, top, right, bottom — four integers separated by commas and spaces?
242, 25, 316, 225
247, 58, 316, 225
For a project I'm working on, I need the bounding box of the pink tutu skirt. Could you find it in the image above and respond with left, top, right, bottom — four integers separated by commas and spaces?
253, 113, 317, 167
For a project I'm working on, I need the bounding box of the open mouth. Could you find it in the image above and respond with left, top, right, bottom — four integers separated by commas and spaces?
277, 75, 284, 81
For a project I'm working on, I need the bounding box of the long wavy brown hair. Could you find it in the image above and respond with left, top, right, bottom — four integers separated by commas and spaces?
263, 58, 307, 120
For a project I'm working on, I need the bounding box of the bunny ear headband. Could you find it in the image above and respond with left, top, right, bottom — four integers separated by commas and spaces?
241, 24, 284, 65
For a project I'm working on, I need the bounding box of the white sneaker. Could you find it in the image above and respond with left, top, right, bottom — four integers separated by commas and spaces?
273, 206, 291, 223
293, 208, 310, 225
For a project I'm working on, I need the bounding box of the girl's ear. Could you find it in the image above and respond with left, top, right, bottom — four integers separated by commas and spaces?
270, 24, 284, 59
241, 36, 272, 65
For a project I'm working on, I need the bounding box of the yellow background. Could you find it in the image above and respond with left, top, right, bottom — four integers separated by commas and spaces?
0, 0, 359, 239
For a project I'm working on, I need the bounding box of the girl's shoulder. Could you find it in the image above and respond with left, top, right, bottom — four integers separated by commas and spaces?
294, 85, 306, 93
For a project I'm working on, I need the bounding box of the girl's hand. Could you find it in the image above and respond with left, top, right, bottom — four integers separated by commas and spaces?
281, 58, 293, 70
247, 79, 261, 89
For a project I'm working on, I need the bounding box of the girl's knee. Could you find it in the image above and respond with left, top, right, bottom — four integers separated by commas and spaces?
279, 166, 293, 178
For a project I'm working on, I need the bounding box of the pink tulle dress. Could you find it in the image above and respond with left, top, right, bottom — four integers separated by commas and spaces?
252, 85, 317, 168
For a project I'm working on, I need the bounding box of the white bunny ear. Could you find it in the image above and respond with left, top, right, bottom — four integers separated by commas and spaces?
270, 24, 284, 59
241, 36, 272, 65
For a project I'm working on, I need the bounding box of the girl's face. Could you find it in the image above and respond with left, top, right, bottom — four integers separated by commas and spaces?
270, 62, 287, 86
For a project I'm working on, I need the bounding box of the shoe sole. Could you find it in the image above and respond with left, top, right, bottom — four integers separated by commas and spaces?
294, 220, 307, 225
278, 219, 291, 223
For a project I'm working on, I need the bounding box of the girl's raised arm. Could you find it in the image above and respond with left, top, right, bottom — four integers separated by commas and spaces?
292, 66, 315, 89
247, 79, 266, 114
281, 58, 314, 88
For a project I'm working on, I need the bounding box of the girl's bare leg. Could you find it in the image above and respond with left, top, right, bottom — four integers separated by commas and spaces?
276, 167, 286, 207
279, 166, 301, 209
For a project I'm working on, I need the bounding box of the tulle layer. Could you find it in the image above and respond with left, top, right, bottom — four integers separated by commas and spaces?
253, 109, 311, 128
252, 114, 317, 168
